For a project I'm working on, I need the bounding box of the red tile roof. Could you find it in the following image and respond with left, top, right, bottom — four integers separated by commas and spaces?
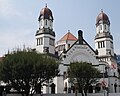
59, 32, 77, 41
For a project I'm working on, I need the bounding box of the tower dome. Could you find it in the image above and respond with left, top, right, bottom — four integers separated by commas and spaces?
96, 10, 110, 25
39, 4, 53, 21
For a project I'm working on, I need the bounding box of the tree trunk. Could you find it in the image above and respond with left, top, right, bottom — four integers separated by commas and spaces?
39, 82, 42, 95
21, 93, 24, 96
78, 88, 84, 96
25, 93, 29, 96
74, 90, 77, 96
84, 92, 87, 96
79, 87, 84, 96
81, 90, 84, 96
84, 85, 88, 96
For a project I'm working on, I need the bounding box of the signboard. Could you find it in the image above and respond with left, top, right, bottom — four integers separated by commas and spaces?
101, 80, 107, 87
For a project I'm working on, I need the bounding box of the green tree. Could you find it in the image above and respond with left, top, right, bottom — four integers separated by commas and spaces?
68, 62, 100, 96
0, 49, 59, 96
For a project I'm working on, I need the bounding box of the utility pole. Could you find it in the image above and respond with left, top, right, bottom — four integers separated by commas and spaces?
107, 65, 110, 96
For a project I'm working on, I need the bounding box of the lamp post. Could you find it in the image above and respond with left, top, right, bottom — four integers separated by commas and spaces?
101, 61, 110, 96
107, 65, 110, 96
103, 65, 106, 96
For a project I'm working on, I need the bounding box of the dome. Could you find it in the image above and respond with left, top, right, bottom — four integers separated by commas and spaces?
96, 10, 110, 25
39, 5, 53, 20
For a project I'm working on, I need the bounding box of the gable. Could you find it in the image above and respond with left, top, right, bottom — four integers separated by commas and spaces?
60, 39, 99, 65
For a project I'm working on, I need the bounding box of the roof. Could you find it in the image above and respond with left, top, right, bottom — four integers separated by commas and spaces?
39, 5, 53, 20
59, 32, 77, 41
96, 10, 110, 25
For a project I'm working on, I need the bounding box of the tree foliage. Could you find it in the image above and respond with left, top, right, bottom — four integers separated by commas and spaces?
0, 50, 59, 96
68, 62, 100, 96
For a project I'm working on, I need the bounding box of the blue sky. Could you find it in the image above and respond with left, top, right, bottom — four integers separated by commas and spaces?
0, 0, 120, 56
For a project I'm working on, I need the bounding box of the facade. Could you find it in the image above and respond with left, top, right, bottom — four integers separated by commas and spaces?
35, 5, 120, 94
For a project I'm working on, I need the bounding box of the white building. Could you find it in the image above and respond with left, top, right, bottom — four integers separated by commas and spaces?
35, 5, 120, 94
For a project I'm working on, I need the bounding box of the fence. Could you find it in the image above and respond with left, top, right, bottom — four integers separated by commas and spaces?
6, 93, 120, 96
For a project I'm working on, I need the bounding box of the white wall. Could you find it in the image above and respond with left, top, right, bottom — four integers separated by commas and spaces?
54, 76, 64, 93
36, 34, 55, 54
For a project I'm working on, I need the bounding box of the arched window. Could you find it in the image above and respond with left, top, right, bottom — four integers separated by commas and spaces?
40, 21, 42, 26
50, 83, 55, 94
46, 20, 47, 25
50, 21, 52, 27
100, 25, 102, 30
104, 24, 106, 30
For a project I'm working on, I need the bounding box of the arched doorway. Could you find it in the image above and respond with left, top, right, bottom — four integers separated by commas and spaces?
88, 85, 93, 93
50, 83, 55, 94
95, 83, 101, 92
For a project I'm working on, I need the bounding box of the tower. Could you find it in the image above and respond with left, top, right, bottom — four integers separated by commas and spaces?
35, 5, 55, 54
95, 10, 114, 57
95, 10, 119, 93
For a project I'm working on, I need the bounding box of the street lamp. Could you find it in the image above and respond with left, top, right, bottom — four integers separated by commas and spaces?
100, 61, 109, 96
107, 65, 110, 96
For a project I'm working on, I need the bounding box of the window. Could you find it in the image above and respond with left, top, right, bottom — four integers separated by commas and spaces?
104, 24, 106, 30
68, 44, 70, 48
37, 38, 43, 46
49, 38, 54, 46
98, 42, 100, 48
107, 50, 111, 55
39, 38, 43, 45
101, 42, 102, 48
100, 25, 102, 30
50, 21, 52, 27
58, 45, 66, 51
98, 41, 105, 48
110, 41, 113, 49
43, 47, 49, 53
46, 20, 47, 25
37, 39, 38, 46
103, 41, 105, 47
40, 21, 43, 26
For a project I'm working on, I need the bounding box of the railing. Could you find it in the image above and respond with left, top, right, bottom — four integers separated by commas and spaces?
6, 93, 120, 96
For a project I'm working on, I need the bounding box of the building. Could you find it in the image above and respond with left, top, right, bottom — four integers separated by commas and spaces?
35, 5, 120, 94
117, 55, 120, 64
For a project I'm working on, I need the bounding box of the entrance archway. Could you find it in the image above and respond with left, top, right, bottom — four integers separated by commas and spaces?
50, 83, 55, 94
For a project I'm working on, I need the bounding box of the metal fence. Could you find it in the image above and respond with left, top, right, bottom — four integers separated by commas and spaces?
6, 93, 120, 96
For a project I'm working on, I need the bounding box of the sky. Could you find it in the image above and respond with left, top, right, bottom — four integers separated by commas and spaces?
0, 0, 120, 56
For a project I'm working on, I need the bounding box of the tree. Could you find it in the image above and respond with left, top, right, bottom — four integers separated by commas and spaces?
68, 62, 100, 96
0, 49, 59, 96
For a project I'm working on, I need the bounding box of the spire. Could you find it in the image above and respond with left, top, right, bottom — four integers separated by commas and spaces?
45, 3, 47, 8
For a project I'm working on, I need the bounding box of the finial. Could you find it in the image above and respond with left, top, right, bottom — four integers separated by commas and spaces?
101, 9, 103, 13
68, 30, 70, 32
7, 49, 10, 54
45, 3, 47, 8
